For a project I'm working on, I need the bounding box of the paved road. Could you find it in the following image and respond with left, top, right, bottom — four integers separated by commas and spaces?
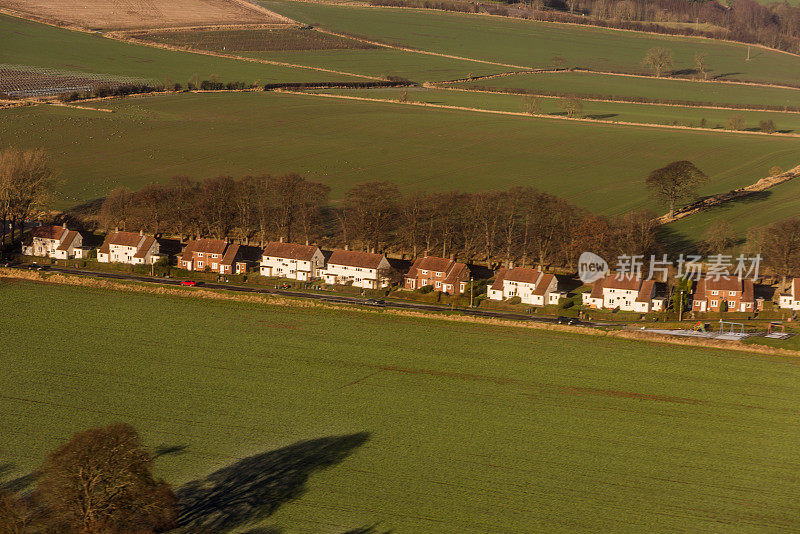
12, 264, 600, 328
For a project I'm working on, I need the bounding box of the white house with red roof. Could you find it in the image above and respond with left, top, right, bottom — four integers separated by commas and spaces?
403, 255, 470, 294
178, 239, 248, 275
319, 249, 392, 289
582, 275, 663, 312
260, 241, 325, 281
487, 267, 559, 306
778, 278, 800, 311
97, 230, 160, 265
22, 223, 84, 260
691, 276, 756, 313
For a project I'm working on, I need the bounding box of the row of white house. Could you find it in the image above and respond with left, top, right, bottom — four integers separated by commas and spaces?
21, 225, 800, 312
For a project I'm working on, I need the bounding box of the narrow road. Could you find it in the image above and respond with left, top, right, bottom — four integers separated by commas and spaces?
14, 264, 600, 327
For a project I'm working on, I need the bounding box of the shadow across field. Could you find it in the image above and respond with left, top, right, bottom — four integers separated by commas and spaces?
177, 432, 371, 532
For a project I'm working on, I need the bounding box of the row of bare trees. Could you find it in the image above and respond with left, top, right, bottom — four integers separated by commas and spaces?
98, 175, 663, 269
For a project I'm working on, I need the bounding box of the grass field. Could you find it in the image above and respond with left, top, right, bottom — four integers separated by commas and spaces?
243, 48, 511, 81
131, 27, 377, 52
450, 71, 800, 109
260, 0, 800, 85
664, 177, 800, 251
4, 92, 799, 215
0, 15, 360, 84
2, 280, 800, 532
313, 86, 800, 132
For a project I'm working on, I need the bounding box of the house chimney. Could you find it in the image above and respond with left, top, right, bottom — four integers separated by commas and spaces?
279, 236, 284, 243
139, 229, 143, 236
423, 249, 428, 257
62, 222, 67, 229
305, 239, 309, 245
344, 244, 349, 251
115, 226, 119, 233
450, 253, 455, 260
508, 261, 514, 269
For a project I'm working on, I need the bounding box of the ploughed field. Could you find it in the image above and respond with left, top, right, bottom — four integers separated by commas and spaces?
2, 279, 800, 532
0, 0, 289, 29
260, 0, 800, 85
5, 91, 799, 215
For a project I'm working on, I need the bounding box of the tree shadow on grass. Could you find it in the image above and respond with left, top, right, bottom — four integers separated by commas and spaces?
177, 432, 370, 532
0, 462, 38, 495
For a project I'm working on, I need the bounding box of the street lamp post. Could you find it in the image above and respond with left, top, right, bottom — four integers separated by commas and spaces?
470, 276, 474, 308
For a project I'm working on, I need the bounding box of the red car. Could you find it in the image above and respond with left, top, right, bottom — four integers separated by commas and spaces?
180, 280, 197, 287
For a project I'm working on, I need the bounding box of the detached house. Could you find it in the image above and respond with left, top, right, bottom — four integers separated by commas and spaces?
260, 241, 325, 281
404, 255, 470, 294
97, 230, 160, 265
582, 276, 664, 312
320, 249, 392, 289
178, 239, 248, 275
487, 267, 559, 306
22, 223, 84, 259
778, 278, 800, 311
692, 276, 756, 313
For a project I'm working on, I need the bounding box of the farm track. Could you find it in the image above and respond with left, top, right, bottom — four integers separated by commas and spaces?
281, 89, 800, 138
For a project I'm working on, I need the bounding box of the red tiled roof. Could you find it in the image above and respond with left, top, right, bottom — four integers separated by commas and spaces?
503, 267, 542, 285
443, 262, 470, 285
704, 276, 743, 293
180, 240, 197, 262
793, 278, 800, 298
56, 230, 79, 251
220, 243, 240, 266
32, 225, 66, 240
133, 236, 156, 258
588, 278, 605, 299
602, 275, 644, 292
490, 268, 508, 291
328, 250, 385, 269
741, 279, 754, 302
98, 237, 111, 255
262, 242, 319, 262
693, 279, 706, 302
107, 231, 144, 248
532, 273, 555, 296
635, 280, 656, 303
193, 238, 228, 255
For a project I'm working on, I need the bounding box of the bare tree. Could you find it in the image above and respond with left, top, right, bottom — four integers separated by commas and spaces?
98, 186, 133, 232
694, 52, 708, 79
646, 160, 709, 217
763, 217, 800, 286
345, 181, 400, 252
35, 423, 176, 534
197, 175, 237, 238
559, 97, 583, 118
643, 47, 674, 77
0, 148, 57, 246
522, 95, 542, 115
702, 220, 735, 254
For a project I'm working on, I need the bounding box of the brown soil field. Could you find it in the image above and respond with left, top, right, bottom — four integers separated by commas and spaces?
0, 65, 146, 97
0, 0, 293, 30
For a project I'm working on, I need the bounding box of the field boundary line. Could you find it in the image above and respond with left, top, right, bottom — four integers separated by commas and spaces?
277, 89, 800, 138
287, 0, 800, 61
427, 85, 800, 116
437, 67, 800, 93
103, 31, 382, 80
310, 28, 531, 70
45, 102, 114, 112
3, 268, 796, 359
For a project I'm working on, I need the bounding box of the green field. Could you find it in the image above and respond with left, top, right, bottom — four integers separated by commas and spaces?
3, 280, 800, 532
4, 92, 799, 215
260, 0, 800, 85
244, 48, 510, 81
0, 14, 360, 84
314, 86, 800, 132
665, 176, 800, 250
451, 71, 800, 109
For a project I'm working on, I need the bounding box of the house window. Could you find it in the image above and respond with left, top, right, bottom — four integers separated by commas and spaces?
729, 291, 736, 296
421, 270, 427, 275
711, 300, 718, 307
212, 263, 218, 269
435, 281, 441, 288
197, 261, 204, 268
711, 290, 718, 295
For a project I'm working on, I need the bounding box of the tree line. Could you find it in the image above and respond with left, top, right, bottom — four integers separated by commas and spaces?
97, 174, 663, 269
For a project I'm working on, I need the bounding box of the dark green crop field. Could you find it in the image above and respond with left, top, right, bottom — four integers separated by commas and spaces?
260, 0, 800, 85
2, 279, 800, 532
